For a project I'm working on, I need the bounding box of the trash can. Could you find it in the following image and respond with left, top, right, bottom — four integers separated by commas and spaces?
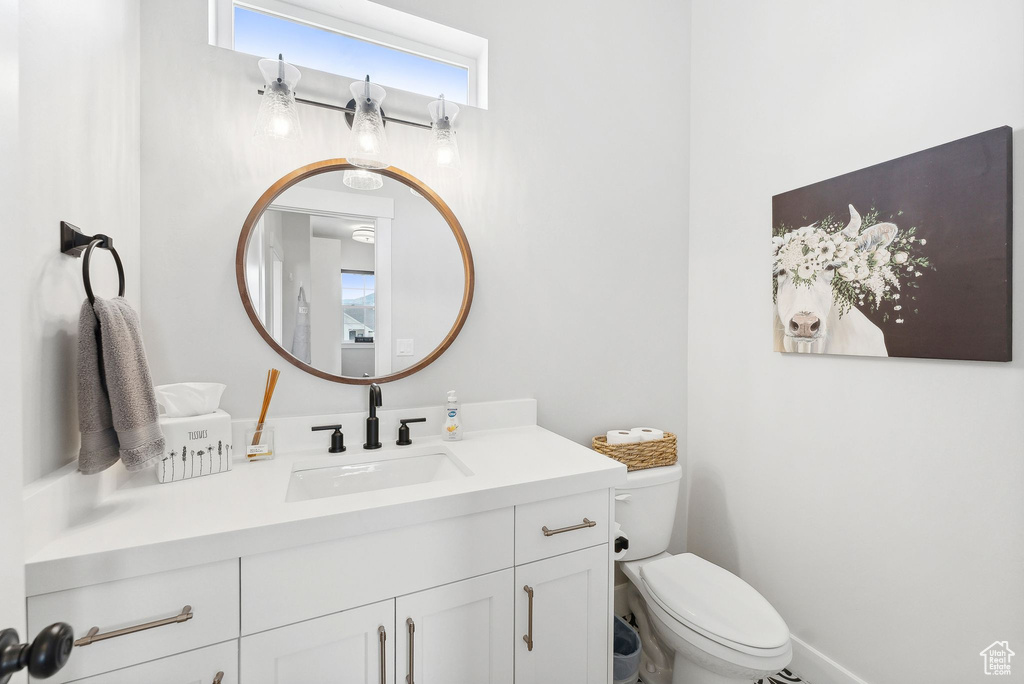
613, 615, 642, 684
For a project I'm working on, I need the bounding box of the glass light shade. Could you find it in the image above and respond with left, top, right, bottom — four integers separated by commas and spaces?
427, 96, 461, 174
352, 227, 375, 244
254, 57, 302, 141
347, 80, 390, 169
343, 168, 384, 190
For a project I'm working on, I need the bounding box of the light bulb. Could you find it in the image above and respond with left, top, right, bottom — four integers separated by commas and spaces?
271, 117, 292, 138
254, 55, 302, 142
346, 78, 390, 169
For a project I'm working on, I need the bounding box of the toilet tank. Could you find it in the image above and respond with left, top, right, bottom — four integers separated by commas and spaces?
615, 463, 682, 561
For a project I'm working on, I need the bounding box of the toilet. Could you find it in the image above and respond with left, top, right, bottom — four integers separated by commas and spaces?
615, 464, 792, 684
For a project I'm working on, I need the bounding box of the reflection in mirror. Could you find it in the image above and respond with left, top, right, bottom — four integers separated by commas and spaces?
242, 169, 467, 380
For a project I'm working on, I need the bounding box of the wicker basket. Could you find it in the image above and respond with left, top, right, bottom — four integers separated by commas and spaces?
592, 432, 677, 471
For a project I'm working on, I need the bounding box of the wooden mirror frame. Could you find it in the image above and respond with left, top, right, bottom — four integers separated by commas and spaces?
235, 159, 475, 385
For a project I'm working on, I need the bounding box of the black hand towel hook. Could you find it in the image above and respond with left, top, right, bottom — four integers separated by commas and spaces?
60, 221, 126, 305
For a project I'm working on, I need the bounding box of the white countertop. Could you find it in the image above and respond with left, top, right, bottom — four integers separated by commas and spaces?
25, 419, 626, 595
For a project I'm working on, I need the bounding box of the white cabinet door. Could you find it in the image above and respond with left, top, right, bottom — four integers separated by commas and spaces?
514, 544, 609, 684
396, 569, 514, 684
240, 599, 394, 684
69, 640, 237, 684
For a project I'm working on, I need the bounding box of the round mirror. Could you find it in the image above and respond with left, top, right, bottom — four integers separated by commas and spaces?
235, 160, 474, 384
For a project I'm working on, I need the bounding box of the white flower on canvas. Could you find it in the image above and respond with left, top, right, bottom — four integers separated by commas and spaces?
772, 206, 930, 323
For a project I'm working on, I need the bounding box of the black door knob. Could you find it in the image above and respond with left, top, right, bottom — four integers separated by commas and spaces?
0, 623, 74, 683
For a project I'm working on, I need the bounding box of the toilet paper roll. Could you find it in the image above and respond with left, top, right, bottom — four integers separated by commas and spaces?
631, 427, 665, 442
607, 430, 640, 445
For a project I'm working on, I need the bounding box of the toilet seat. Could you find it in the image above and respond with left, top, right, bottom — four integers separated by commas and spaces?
639, 553, 790, 656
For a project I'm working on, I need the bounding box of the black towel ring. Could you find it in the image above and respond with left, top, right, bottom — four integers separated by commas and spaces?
82, 236, 125, 305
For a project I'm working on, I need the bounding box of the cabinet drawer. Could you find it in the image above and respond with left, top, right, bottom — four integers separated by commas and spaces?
241, 507, 514, 635
515, 490, 609, 565
28, 559, 239, 683
67, 640, 237, 684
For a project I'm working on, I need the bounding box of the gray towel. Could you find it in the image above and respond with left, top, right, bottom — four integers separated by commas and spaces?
290, 285, 311, 364
77, 297, 165, 474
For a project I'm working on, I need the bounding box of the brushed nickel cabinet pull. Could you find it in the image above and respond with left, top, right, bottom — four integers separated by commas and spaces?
522, 585, 534, 652
378, 625, 387, 684
406, 617, 415, 684
74, 605, 193, 647
542, 518, 596, 537
212, 672, 224, 684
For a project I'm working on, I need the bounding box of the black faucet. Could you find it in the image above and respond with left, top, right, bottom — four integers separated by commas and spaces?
364, 383, 383, 449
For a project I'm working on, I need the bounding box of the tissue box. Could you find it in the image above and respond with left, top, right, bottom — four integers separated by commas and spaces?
156, 409, 233, 483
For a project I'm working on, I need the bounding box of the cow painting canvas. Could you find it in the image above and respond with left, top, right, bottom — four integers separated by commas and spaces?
773, 127, 1012, 362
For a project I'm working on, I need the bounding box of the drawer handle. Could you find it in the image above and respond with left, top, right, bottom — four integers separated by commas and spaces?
522, 585, 534, 651
378, 625, 386, 684
213, 672, 224, 684
73, 605, 193, 647
406, 617, 415, 684
542, 518, 596, 537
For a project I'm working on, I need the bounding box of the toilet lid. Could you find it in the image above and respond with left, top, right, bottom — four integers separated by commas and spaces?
639, 553, 790, 650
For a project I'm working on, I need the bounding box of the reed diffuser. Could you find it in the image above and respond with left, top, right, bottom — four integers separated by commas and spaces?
246, 368, 280, 461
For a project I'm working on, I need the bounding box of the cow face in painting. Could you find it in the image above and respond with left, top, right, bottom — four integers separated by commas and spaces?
773, 205, 898, 355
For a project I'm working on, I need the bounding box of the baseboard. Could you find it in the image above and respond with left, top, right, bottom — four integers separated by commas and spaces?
790, 634, 870, 684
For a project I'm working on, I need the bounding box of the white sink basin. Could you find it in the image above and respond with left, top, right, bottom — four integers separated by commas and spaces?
285, 448, 472, 502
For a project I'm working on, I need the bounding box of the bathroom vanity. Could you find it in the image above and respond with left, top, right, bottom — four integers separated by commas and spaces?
22, 400, 625, 683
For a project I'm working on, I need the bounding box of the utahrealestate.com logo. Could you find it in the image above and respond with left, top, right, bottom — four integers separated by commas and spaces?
980, 641, 1014, 676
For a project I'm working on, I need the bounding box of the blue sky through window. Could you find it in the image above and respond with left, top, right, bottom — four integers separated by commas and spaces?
234, 6, 469, 104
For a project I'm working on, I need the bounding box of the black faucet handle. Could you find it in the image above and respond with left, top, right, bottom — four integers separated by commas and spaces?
311, 424, 346, 453
397, 417, 427, 446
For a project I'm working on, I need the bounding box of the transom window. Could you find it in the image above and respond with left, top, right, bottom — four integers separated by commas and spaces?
211, 0, 487, 107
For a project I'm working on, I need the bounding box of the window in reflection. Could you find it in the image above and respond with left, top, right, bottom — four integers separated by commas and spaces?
342, 270, 375, 343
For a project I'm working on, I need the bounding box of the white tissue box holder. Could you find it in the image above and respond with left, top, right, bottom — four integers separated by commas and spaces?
156, 409, 233, 483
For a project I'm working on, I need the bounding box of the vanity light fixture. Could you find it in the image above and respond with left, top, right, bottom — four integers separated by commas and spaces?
351, 227, 375, 244
427, 95, 461, 175
254, 65, 466, 172
254, 54, 302, 141
343, 168, 384, 191
346, 77, 391, 169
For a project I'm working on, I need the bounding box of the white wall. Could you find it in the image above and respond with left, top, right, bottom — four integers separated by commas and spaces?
19, 0, 141, 484
1, 0, 26, 648
389, 183, 463, 373
687, 2, 1024, 683
140, 0, 689, 456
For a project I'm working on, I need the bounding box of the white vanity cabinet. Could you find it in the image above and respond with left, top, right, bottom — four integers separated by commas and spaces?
240, 600, 394, 684
26, 489, 614, 684
26, 559, 240, 683
395, 569, 514, 683
514, 545, 610, 684
67, 641, 237, 684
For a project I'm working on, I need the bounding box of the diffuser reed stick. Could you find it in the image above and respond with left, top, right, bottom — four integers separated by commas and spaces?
252, 368, 280, 445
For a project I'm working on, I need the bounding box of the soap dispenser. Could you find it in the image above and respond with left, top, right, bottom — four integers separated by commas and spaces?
443, 390, 462, 441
